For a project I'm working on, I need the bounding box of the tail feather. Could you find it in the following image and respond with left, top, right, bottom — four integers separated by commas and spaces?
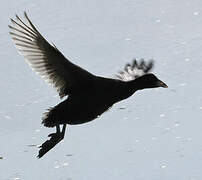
42, 99, 68, 127
42, 107, 58, 127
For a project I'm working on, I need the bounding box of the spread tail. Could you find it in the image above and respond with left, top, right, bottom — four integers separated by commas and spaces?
42, 100, 68, 127
42, 107, 58, 127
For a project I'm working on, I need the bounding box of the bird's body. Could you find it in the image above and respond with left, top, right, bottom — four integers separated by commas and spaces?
9, 12, 168, 158
43, 77, 130, 126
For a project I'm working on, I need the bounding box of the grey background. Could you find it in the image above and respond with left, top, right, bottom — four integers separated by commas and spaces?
1, 0, 202, 179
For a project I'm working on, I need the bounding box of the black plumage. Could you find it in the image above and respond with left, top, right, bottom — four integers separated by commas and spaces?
9, 12, 167, 158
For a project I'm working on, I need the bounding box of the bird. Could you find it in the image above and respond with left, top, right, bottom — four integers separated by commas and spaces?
9, 12, 168, 158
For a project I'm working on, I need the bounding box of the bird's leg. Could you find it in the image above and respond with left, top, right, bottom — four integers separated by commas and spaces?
37, 124, 67, 158
48, 124, 66, 139
61, 124, 66, 139
48, 125, 61, 138
56, 124, 60, 133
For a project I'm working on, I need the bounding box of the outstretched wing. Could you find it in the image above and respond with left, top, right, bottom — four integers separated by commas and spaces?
9, 12, 94, 98
116, 59, 154, 81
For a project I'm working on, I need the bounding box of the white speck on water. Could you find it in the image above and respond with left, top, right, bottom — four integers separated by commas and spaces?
151, 137, 157, 140
160, 164, 167, 169
193, 11, 199, 16
160, 114, 165, 118
63, 162, 69, 167
33, 100, 38, 104
13, 177, 20, 180
179, 83, 187, 86
185, 58, 190, 62
5, 115, 11, 119
176, 136, 181, 139
174, 122, 180, 127
35, 129, 40, 132
54, 165, 60, 169
12, 173, 21, 180
135, 117, 140, 120
199, 107, 202, 110
155, 19, 161, 23
125, 38, 131, 41
135, 139, 140, 143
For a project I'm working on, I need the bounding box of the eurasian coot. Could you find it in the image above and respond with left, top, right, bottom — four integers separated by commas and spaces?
9, 12, 167, 158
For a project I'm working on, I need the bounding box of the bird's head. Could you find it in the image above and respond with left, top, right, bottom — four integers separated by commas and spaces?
135, 73, 168, 90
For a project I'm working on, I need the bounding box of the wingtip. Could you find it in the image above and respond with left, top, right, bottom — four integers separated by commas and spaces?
10, 18, 14, 23
149, 59, 154, 64
24, 11, 28, 19
15, 14, 21, 21
8, 24, 13, 29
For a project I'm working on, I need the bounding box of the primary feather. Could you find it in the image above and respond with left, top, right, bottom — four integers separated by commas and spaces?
9, 12, 94, 98
116, 59, 154, 81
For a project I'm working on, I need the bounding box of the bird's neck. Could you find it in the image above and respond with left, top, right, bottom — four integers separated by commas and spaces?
112, 77, 148, 103
121, 77, 148, 100
114, 80, 139, 102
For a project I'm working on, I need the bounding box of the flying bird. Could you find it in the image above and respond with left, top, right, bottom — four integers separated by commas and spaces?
9, 12, 168, 158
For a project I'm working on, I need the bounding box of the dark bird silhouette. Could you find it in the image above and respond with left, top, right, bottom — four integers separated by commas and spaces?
9, 12, 168, 158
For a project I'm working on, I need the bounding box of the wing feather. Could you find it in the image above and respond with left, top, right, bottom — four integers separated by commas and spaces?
9, 12, 94, 98
116, 59, 154, 81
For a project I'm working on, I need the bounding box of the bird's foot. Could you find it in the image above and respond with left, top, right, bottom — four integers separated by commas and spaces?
48, 124, 66, 139
37, 124, 67, 158
48, 132, 64, 140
